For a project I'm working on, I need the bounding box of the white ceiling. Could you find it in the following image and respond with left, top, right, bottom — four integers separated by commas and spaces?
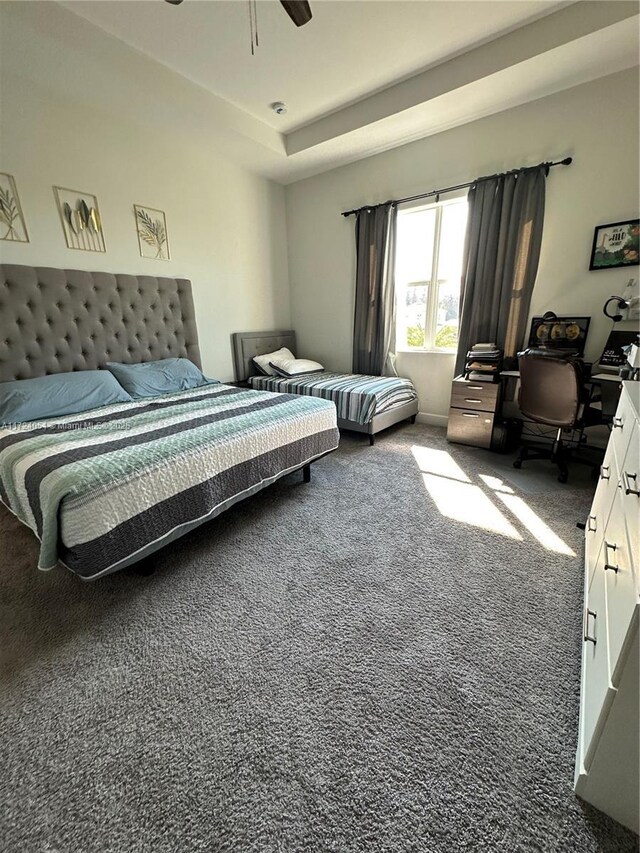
62, 0, 567, 132
55, 0, 639, 183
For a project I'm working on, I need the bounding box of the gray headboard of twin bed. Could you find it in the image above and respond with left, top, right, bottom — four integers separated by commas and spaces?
231, 330, 297, 382
0, 264, 201, 382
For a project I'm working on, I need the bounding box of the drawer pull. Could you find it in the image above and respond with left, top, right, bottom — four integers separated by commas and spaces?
600, 465, 610, 481
464, 398, 483, 404
467, 386, 484, 391
587, 515, 597, 533
462, 413, 480, 418
584, 609, 597, 645
604, 541, 618, 574
612, 416, 624, 430
623, 471, 640, 496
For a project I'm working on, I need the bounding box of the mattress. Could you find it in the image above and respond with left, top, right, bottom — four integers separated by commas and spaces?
248, 373, 418, 425
0, 384, 339, 579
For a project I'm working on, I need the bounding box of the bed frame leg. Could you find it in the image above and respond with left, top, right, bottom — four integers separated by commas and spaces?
369, 434, 375, 446
410, 414, 417, 424
303, 463, 311, 483
132, 558, 156, 576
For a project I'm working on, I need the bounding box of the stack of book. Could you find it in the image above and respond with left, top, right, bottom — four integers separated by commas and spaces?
464, 342, 503, 382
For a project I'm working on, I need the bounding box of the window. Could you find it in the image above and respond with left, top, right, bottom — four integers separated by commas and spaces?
395, 197, 468, 351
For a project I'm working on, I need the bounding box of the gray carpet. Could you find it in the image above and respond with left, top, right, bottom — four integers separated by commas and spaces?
1, 424, 637, 853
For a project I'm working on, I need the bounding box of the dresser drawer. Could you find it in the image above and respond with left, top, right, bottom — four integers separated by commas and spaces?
446, 408, 494, 448
602, 490, 639, 682
611, 390, 636, 468
581, 550, 616, 768
451, 381, 499, 411
619, 421, 639, 570
586, 443, 620, 589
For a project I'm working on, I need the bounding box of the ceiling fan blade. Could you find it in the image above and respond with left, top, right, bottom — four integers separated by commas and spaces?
164, 0, 184, 5
280, 0, 312, 27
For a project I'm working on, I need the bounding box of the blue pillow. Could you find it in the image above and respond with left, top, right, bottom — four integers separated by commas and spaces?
0, 370, 133, 425
105, 358, 215, 399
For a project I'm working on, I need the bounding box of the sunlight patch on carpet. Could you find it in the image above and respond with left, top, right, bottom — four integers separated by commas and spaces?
422, 474, 522, 540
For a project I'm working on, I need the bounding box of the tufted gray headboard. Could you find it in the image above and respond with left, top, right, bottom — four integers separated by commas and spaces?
0, 264, 201, 382
231, 330, 297, 382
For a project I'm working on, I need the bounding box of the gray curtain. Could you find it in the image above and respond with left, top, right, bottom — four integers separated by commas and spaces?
455, 166, 547, 375
352, 202, 397, 375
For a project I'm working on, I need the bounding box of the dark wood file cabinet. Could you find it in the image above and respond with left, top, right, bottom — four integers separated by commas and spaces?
446, 376, 500, 449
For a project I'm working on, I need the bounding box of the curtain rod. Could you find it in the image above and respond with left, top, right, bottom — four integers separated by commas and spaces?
340, 157, 573, 218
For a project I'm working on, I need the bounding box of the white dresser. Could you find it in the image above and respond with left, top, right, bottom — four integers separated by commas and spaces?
575, 382, 639, 834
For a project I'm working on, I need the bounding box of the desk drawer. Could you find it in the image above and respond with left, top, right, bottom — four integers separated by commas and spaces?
447, 408, 494, 448
451, 382, 499, 411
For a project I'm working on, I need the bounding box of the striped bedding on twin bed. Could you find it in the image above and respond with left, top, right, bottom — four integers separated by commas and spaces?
248, 373, 417, 425
0, 384, 339, 580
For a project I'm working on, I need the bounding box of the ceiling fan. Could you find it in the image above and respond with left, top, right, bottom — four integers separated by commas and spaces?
164, 0, 312, 28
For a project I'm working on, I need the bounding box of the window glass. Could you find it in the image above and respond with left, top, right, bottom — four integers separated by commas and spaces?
395, 208, 436, 283
434, 202, 468, 349
404, 283, 428, 348
395, 199, 468, 351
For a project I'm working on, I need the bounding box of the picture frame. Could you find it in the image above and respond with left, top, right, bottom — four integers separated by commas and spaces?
134, 204, 170, 261
589, 219, 639, 270
53, 186, 106, 252
0, 172, 29, 243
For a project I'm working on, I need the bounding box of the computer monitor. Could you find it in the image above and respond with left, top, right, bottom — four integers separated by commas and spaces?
598, 329, 640, 370
527, 315, 590, 357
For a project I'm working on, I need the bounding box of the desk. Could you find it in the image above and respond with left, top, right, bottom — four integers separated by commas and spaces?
591, 372, 624, 383
500, 370, 622, 382
499, 370, 625, 420
500, 369, 621, 382
498, 371, 521, 420
591, 373, 624, 418
448, 368, 630, 450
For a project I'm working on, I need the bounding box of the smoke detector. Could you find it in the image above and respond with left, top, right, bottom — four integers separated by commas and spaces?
271, 102, 287, 116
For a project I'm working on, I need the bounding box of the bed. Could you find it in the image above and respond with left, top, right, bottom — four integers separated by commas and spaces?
231, 330, 419, 444
0, 265, 339, 580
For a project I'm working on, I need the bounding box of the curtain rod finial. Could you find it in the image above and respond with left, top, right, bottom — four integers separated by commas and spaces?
562, 156, 573, 165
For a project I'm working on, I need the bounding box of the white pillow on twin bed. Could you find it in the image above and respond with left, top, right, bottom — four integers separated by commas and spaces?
253, 347, 295, 376
269, 356, 325, 378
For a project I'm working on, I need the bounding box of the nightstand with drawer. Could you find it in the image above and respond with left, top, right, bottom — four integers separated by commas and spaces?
446, 377, 501, 449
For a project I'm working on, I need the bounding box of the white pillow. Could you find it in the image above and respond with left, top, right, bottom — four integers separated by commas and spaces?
269, 355, 325, 378
253, 347, 295, 376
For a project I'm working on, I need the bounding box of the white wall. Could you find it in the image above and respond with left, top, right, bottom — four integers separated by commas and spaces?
0, 2, 290, 381
285, 69, 640, 422
2, 3, 637, 403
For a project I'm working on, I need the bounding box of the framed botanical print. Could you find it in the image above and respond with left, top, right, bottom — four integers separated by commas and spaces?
53, 187, 106, 252
589, 219, 639, 270
134, 204, 170, 260
0, 172, 29, 243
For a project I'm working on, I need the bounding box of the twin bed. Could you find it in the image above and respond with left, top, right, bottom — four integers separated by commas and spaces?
231, 330, 418, 445
0, 265, 417, 581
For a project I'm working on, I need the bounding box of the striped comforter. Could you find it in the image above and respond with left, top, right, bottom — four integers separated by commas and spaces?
0, 384, 339, 579
248, 373, 417, 425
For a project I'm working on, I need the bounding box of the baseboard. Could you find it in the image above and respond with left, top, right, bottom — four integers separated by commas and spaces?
416, 412, 448, 427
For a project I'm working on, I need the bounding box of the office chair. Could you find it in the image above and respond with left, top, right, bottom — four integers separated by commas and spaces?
513, 349, 602, 483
